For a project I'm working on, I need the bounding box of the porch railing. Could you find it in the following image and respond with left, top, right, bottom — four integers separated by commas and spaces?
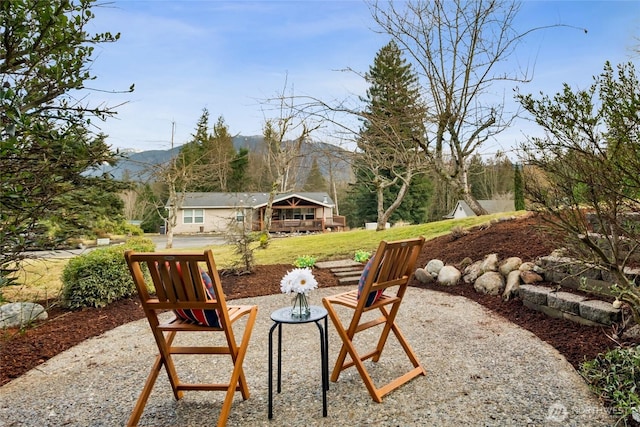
251, 216, 346, 233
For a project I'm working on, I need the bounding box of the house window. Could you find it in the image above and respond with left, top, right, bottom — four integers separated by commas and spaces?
236, 212, 244, 222
183, 209, 204, 224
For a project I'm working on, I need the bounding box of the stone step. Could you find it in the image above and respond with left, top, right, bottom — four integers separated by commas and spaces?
333, 270, 363, 278
338, 276, 361, 285
331, 266, 364, 274
316, 259, 362, 269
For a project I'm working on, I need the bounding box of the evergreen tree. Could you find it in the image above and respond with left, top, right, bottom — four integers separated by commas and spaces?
228, 148, 251, 192
513, 163, 525, 211
303, 157, 328, 192
344, 40, 430, 229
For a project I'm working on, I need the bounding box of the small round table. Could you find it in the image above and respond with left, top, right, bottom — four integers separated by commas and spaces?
268, 305, 329, 419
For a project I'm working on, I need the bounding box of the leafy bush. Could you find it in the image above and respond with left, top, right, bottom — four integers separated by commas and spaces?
580, 345, 640, 425
293, 255, 316, 268
61, 237, 154, 309
354, 250, 372, 263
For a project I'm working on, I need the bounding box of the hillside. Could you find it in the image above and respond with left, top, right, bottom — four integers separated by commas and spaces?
97, 135, 353, 184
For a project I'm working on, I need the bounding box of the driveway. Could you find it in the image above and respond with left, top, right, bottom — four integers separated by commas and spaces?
150, 234, 226, 249
26, 235, 226, 259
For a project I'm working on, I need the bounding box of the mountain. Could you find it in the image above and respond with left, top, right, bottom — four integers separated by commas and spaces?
96, 135, 353, 184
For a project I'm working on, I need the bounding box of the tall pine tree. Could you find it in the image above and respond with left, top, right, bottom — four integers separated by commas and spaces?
344, 40, 430, 229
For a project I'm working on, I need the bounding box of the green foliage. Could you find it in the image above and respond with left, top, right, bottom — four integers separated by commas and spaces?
293, 255, 317, 268
61, 237, 154, 309
228, 147, 251, 192
513, 163, 525, 211
302, 157, 328, 192
1, 0, 132, 277
580, 346, 640, 425
354, 250, 372, 263
344, 40, 430, 228
258, 232, 270, 249
517, 61, 640, 323
223, 218, 258, 274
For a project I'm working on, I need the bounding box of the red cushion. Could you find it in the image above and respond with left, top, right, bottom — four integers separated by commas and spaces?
357, 257, 383, 307
173, 266, 221, 327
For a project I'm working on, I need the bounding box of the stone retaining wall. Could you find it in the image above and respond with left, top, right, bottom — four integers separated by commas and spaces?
518, 284, 621, 326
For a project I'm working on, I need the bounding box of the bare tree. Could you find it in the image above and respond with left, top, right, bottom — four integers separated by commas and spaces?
261, 83, 321, 234
369, 0, 582, 215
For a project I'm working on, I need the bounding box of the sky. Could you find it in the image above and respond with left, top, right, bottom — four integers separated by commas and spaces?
86, 1, 640, 156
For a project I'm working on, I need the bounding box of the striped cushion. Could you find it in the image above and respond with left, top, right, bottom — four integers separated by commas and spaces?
357, 256, 383, 307
173, 267, 221, 327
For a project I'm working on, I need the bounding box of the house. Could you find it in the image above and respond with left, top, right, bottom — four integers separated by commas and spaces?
444, 199, 515, 219
170, 192, 346, 234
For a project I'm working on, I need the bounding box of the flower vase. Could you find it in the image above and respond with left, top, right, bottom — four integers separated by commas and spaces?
291, 292, 311, 318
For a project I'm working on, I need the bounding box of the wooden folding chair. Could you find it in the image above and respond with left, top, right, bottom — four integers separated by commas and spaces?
124, 250, 258, 427
322, 237, 426, 403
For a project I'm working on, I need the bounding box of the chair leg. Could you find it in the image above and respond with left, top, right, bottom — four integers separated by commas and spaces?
324, 302, 383, 402
324, 300, 425, 403
217, 308, 257, 427
127, 355, 163, 427
372, 306, 397, 363
390, 322, 426, 375
156, 331, 184, 400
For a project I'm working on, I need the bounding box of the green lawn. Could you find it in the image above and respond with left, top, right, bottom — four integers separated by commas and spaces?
159, 212, 526, 268
4, 211, 525, 302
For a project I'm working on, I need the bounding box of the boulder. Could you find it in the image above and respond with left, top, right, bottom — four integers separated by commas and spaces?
463, 261, 482, 284
0, 302, 48, 329
520, 270, 543, 284
480, 253, 499, 273
499, 257, 522, 277
519, 262, 535, 272
426, 259, 444, 277
437, 265, 462, 286
473, 271, 505, 296
502, 270, 521, 301
414, 268, 434, 284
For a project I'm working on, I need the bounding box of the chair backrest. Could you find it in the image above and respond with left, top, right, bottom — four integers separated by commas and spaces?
125, 250, 229, 326
359, 237, 425, 308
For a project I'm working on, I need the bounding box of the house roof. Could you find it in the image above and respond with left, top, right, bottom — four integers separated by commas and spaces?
177, 192, 334, 209
444, 199, 515, 218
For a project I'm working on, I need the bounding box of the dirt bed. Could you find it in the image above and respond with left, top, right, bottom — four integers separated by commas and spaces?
1, 213, 637, 387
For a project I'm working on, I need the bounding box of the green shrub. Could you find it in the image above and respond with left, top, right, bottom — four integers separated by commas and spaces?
580, 345, 640, 425
61, 237, 154, 309
293, 255, 316, 268
354, 250, 372, 263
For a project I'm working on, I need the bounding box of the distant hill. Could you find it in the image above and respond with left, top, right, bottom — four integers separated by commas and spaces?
96, 135, 353, 184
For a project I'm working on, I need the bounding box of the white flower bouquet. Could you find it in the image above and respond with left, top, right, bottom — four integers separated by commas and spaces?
280, 268, 318, 318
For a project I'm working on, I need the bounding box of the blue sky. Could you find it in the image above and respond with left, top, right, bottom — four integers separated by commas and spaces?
87, 1, 639, 155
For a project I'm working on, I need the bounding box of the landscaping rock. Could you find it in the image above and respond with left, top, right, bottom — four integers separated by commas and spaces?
519, 261, 535, 272
0, 302, 48, 329
579, 300, 621, 326
463, 261, 482, 284
503, 270, 521, 301
499, 257, 522, 277
520, 270, 543, 284
547, 291, 587, 316
518, 285, 553, 306
480, 253, 499, 273
473, 271, 504, 295
414, 268, 434, 284
437, 265, 461, 286
426, 259, 444, 277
